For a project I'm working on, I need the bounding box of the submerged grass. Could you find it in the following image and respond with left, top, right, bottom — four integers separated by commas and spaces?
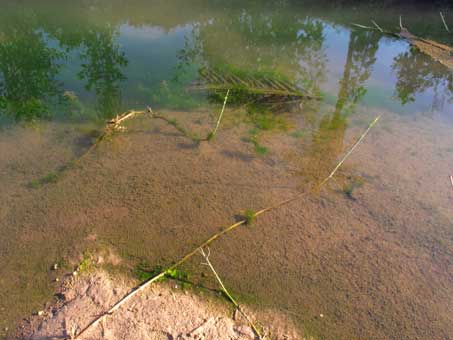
134, 262, 191, 289
28, 171, 60, 188
342, 177, 365, 199
245, 129, 269, 156
244, 209, 256, 225
290, 130, 305, 138
77, 252, 94, 274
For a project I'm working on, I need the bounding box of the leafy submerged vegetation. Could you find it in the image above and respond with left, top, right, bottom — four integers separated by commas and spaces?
244, 209, 256, 225
28, 171, 60, 188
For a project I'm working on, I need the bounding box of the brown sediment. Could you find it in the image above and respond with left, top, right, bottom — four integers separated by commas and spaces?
1, 107, 453, 340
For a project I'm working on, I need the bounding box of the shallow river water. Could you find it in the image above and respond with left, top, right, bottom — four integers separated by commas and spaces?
0, 1, 452, 339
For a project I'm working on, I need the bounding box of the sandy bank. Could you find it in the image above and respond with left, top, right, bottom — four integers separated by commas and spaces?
15, 270, 301, 340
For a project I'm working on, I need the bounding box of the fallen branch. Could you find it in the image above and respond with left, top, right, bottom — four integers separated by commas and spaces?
73, 115, 381, 340
199, 247, 264, 339
353, 18, 453, 70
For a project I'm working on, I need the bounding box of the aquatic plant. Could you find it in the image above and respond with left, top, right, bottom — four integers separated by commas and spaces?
77, 252, 94, 274
244, 209, 256, 225
245, 131, 269, 156
135, 263, 191, 289
342, 178, 365, 199
253, 142, 268, 155
147, 89, 229, 142
290, 130, 305, 138
28, 171, 59, 188
248, 108, 289, 131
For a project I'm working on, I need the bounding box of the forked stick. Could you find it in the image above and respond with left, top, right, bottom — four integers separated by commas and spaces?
199, 248, 264, 339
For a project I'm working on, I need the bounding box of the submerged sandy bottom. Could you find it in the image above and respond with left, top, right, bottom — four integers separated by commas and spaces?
1, 107, 452, 340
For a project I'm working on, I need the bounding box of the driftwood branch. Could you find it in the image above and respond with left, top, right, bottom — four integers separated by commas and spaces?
353, 18, 453, 70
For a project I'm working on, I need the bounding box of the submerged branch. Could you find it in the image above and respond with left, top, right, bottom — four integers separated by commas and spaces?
73, 115, 381, 340
440, 12, 450, 33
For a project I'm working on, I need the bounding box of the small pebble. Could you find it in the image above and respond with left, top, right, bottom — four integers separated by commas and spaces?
52, 263, 58, 270
37, 311, 44, 316
72, 271, 78, 276
55, 278, 60, 282
320, 313, 324, 318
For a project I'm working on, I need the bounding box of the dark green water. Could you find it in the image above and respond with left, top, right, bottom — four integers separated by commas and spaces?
0, 1, 452, 339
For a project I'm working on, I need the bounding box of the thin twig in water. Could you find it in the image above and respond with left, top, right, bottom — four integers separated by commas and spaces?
319, 116, 381, 187
350, 22, 398, 37
211, 89, 230, 138
371, 20, 384, 32
450, 175, 453, 188
73, 115, 381, 340
199, 248, 264, 339
440, 12, 451, 33
351, 23, 375, 30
